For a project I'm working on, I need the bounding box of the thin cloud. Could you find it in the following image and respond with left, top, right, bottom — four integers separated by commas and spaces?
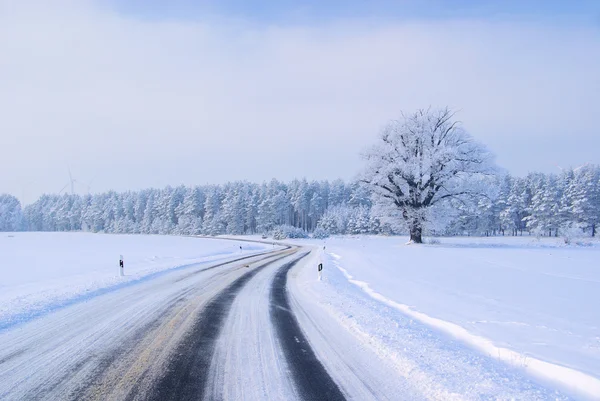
1, 0, 599, 203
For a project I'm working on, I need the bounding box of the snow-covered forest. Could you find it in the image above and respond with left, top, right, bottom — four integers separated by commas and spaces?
444, 165, 600, 238
2, 109, 599, 239
1, 164, 599, 238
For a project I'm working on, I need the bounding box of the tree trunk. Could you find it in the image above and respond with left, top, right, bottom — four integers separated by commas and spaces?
409, 219, 423, 243
592, 224, 596, 237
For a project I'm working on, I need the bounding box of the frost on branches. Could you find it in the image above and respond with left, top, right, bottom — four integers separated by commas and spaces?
0, 194, 24, 231
361, 108, 494, 243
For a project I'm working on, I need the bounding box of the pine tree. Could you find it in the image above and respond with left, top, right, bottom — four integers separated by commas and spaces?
0, 194, 24, 231
571, 165, 600, 236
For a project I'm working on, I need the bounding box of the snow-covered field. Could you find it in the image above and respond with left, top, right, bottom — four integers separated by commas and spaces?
289, 235, 600, 399
2, 232, 599, 399
0, 232, 269, 330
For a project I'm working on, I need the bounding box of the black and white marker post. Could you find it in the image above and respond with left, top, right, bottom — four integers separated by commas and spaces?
119, 255, 124, 277
317, 244, 326, 281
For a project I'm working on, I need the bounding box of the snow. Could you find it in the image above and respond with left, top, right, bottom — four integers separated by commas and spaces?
2, 232, 598, 399
0, 239, 283, 400
0, 232, 269, 330
288, 235, 600, 399
206, 252, 300, 400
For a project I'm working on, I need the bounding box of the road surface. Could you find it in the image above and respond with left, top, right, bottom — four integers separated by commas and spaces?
0, 245, 346, 400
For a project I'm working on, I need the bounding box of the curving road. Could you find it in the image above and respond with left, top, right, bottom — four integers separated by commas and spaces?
0, 243, 350, 401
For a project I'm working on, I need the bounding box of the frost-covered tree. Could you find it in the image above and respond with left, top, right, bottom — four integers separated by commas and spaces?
361, 108, 494, 243
271, 189, 290, 227
140, 192, 156, 234
202, 186, 223, 235
308, 190, 326, 231
347, 205, 371, 234
570, 165, 600, 236
348, 182, 371, 208
256, 184, 275, 233
221, 183, 246, 235
525, 174, 562, 237
316, 213, 339, 235
0, 194, 24, 231
175, 187, 204, 235
499, 177, 530, 236
328, 179, 348, 208
316, 205, 354, 235
245, 187, 259, 234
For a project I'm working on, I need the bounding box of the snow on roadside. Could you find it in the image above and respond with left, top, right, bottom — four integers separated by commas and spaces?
330, 252, 600, 400
289, 247, 573, 400
282, 235, 600, 399
0, 232, 269, 330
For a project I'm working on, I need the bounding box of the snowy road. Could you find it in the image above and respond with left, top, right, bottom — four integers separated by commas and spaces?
0, 237, 582, 400
0, 246, 298, 400
0, 242, 350, 401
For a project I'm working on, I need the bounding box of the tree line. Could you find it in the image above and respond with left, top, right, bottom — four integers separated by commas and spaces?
7, 179, 375, 236
1, 109, 598, 240
0, 166, 597, 239
441, 165, 600, 238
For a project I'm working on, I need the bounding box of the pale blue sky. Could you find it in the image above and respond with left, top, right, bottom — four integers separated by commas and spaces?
107, 0, 600, 22
1, 0, 599, 203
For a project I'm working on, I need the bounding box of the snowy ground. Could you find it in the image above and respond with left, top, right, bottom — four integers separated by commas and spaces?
0, 232, 269, 330
1, 232, 598, 400
287, 235, 600, 399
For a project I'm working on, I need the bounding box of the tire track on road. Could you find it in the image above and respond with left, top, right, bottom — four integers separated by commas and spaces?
80, 249, 293, 401
142, 249, 297, 401
270, 252, 347, 401
173, 245, 289, 283
0, 248, 287, 401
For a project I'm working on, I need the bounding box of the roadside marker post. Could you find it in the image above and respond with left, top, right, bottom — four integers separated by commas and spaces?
317, 245, 325, 281
119, 255, 124, 277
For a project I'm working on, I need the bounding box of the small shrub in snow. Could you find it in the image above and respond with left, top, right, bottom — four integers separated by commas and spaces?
272, 227, 285, 240
287, 226, 309, 239
312, 227, 329, 239
561, 226, 586, 246
271, 225, 309, 239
